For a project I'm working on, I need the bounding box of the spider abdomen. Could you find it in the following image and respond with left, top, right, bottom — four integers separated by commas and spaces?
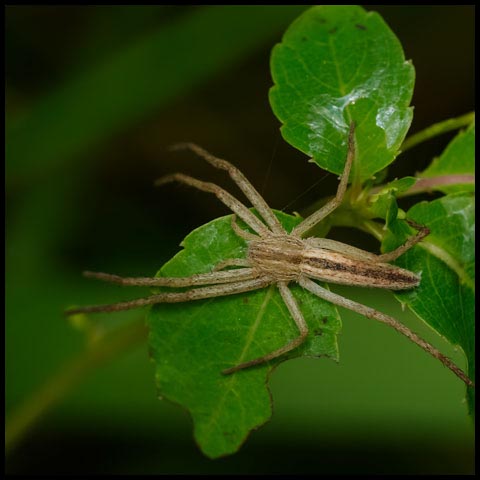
301, 248, 420, 290
248, 235, 420, 290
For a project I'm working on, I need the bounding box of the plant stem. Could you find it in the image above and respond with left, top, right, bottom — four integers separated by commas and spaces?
5, 317, 148, 455
359, 219, 385, 242
401, 111, 474, 152
396, 175, 475, 198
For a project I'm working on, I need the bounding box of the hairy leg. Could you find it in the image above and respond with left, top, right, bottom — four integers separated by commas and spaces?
65, 277, 270, 316
212, 259, 251, 271
170, 142, 285, 234
155, 173, 270, 237
298, 277, 473, 387
222, 281, 308, 374
82, 267, 257, 287
292, 121, 356, 237
305, 237, 378, 262
230, 214, 259, 242
376, 220, 430, 263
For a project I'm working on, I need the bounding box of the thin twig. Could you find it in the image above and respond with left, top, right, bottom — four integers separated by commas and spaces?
5, 318, 148, 455
401, 112, 474, 152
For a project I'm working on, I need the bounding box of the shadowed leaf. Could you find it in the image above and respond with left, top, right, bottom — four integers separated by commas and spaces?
383, 193, 475, 415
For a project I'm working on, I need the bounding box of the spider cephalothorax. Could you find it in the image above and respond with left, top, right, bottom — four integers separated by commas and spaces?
247, 234, 306, 282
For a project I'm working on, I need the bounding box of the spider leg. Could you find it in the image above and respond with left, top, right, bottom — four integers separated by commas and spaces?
376, 220, 430, 263
210, 216, 257, 271
307, 222, 429, 264
230, 214, 259, 242
222, 282, 308, 374
170, 142, 285, 234
155, 173, 269, 237
65, 277, 270, 316
305, 237, 378, 262
298, 277, 474, 387
212, 259, 251, 271
82, 267, 257, 287
292, 121, 356, 237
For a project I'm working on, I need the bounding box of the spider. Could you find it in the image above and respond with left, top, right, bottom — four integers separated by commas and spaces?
66, 122, 473, 386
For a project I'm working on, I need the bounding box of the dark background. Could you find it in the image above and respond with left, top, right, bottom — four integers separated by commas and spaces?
6, 5, 474, 474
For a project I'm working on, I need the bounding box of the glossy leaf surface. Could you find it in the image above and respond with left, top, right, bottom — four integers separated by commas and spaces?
270, 5, 414, 181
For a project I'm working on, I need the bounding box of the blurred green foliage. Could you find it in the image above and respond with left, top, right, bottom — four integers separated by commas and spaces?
6, 5, 474, 474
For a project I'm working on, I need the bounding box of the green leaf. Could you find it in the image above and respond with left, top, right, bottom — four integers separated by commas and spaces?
374, 177, 418, 196
269, 5, 414, 181
420, 121, 475, 194
147, 211, 340, 459
368, 177, 417, 222
382, 193, 475, 414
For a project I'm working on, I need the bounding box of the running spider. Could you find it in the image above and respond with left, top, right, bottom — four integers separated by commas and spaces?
66, 123, 473, 386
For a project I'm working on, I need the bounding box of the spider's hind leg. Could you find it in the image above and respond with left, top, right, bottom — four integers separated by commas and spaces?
376, 219, 430, 263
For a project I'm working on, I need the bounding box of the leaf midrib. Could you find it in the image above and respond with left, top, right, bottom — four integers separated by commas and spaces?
420, 240, 474, 292
201, 285, 276, 444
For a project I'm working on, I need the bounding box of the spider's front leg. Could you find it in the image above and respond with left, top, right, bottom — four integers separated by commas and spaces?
169, 142, 285, 234
65, 277, 269, 316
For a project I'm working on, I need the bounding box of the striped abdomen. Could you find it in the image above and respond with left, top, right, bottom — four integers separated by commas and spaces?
301, 248, 420, 290
248, 236, 419, 290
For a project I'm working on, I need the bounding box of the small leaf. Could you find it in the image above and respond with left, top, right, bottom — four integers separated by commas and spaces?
147, 211, 341, 458
269, 5, 414, 181
373, 177, 418, 196
420, 121, 475, 194
382, 193, 475, 414
368, 177, 417, 222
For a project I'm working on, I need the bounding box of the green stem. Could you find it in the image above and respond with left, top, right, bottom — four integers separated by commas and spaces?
396, 175, 475, 198
359, 219, 385, 242
401, 111, 474, 152
5, 317, 148, 455
370, 174, 475, 199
